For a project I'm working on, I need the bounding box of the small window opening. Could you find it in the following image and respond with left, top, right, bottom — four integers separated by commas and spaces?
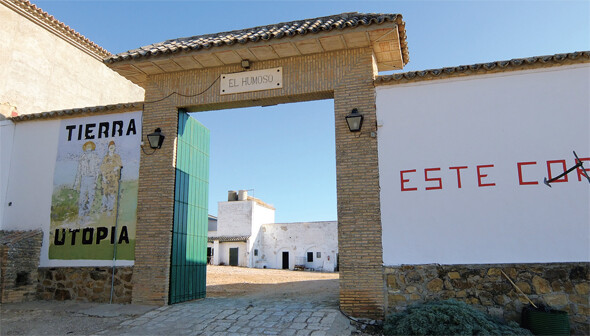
254, 249, 258, 256
316, 252, 321, 258
15, 271, 30, 287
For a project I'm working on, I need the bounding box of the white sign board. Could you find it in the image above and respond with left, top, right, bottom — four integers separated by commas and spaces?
376, 64, 590, 265
220, 67, 283, 95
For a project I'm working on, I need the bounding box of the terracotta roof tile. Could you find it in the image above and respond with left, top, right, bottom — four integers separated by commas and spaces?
9, 102, 143, 122
375, 51, 590, 84
105, 12, 407, 64
208, 235, 250, 243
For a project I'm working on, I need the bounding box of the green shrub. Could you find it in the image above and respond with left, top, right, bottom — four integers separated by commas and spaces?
384, 299, 532, 335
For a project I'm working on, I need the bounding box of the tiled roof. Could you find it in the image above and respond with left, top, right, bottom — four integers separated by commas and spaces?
9, 102, 143, 122
105, 12, 407, 64
2, 0, 111, 60
376, 51, 590, 84
208, 235, 250, 243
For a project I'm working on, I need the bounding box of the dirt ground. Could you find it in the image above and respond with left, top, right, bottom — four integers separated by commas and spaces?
206, 265, 340, 303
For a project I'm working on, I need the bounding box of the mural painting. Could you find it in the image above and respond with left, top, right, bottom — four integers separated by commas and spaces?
49, 112, 141, 260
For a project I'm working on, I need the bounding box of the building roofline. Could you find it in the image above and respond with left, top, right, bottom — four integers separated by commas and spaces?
247, 196, 275, 210
208, 235, 250, 243
104, 12, 408, 66
8, 102, 143, 122
1, 0, 111, 61
375, 51, 590, 85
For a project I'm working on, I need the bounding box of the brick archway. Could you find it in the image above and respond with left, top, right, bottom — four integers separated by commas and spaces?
105, 13, 409, 319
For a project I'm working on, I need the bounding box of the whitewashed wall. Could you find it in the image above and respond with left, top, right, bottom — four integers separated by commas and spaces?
377, 64, 590, 265
2, 119, 59, 233
0, 120, 15, 230
248, 202, 275, 267
254, 221, 338, 271
216, 201, 254, 237
2, 114, 141, 267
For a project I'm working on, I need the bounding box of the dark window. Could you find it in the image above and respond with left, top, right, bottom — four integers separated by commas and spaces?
316, 252, 321, 258
254, 249, 258, 256
307, 252, 313, 262
15, 272, 30, 287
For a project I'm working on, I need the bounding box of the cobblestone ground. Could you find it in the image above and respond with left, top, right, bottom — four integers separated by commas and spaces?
1, 267, 359, 335
97, 297, 354, 336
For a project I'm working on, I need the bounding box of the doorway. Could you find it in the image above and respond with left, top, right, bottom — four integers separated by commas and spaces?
282, 251, 289, 269
229, 248, 239, 266
192, 100, 337, 297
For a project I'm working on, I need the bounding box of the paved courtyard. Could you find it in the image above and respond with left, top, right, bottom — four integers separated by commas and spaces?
1, 267, 359, 335
101, 296, 353, 336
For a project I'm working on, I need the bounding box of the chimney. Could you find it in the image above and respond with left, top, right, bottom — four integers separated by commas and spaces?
227, 190, 238, 201
238, 190, 248, 201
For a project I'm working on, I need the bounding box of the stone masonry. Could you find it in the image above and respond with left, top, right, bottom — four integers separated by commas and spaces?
37, 267, 133, 303
134, 47, 385, 319
0, 230, 43, 303
385, 263, 590, 335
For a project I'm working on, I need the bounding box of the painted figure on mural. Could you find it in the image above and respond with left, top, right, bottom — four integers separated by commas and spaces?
74, 141, 100, 221
100, 141, 123, 215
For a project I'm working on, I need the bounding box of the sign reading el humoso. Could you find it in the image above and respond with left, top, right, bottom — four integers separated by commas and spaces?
220, 67, 283, 95
49, 111, 141, 261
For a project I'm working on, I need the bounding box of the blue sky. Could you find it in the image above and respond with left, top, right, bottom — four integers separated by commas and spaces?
35, 0, 589, 222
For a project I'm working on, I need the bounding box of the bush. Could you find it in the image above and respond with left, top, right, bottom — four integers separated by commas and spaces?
384, 300, 532, 335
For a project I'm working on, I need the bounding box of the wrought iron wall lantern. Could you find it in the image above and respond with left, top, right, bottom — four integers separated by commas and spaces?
146, 128, 165, 150
345, 108, 364, 132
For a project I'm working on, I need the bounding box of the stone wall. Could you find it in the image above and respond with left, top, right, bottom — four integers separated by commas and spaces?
0, 230, 43, 303
37, 267, 133, 303
385, 263, 589, 335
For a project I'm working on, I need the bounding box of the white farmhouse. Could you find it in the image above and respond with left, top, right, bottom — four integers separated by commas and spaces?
207, 190, 338, 272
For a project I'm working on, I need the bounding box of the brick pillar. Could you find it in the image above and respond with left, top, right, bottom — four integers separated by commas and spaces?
334, 51, 385, 319
131, 90, 178, 305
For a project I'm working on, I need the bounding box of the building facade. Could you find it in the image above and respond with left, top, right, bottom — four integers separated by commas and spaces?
208, 190, 338, 272
1, 1, 588, 331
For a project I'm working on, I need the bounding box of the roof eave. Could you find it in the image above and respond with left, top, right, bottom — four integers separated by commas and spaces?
375, 51, 590, 85
104, 14, 409, 87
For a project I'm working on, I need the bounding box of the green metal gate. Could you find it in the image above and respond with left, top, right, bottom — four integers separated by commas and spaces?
170, 110, 210, 304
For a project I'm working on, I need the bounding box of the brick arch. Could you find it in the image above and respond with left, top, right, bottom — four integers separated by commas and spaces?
133, 47, 385, 319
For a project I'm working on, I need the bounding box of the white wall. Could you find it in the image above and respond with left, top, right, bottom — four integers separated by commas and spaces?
2, 119, 59, 232
216, 201, 253, 237
376, 64, 590, 265
254, 221, 338, 271
0, 4, 144, 115
0, 119, 16, 230
248, 202, 275, 267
